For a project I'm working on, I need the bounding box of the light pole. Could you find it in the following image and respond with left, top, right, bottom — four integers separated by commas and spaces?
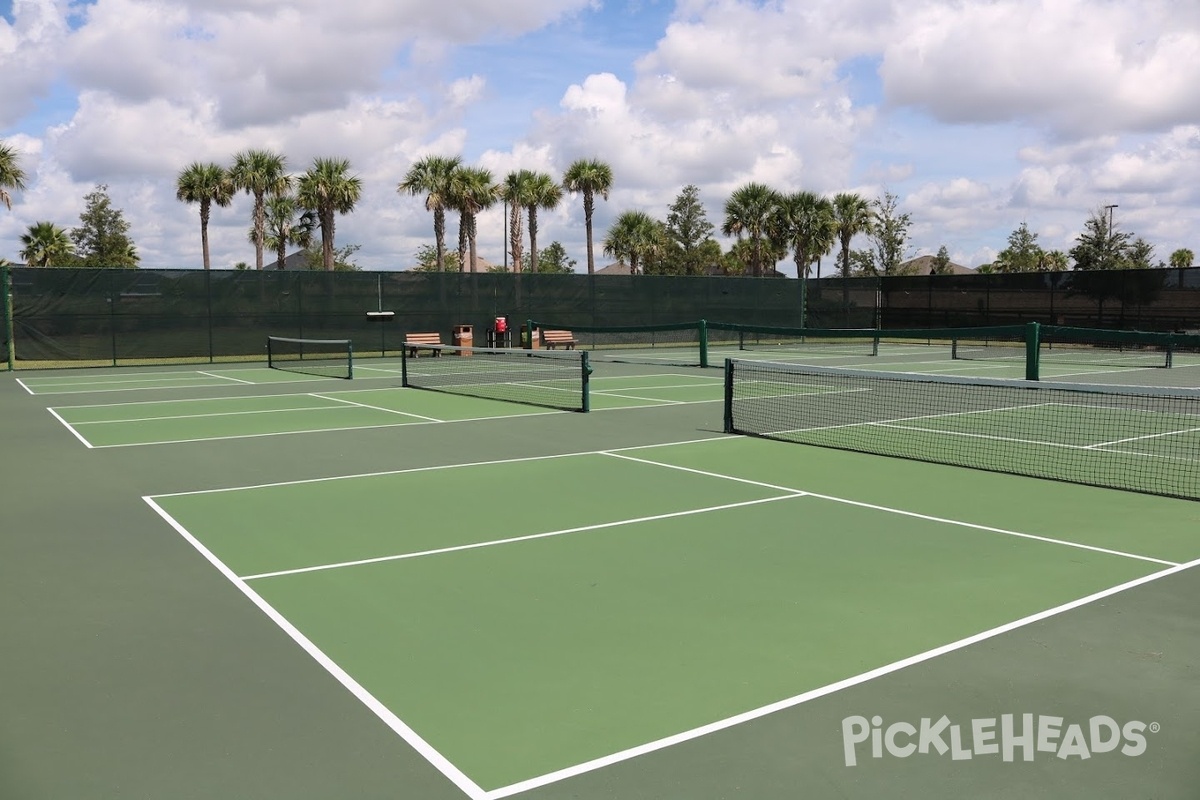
1104, 204, 1118, 269
503, 199, 508, 272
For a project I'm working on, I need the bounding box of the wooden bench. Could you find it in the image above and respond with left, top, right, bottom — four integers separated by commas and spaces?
405, 332, 443, 357
542, 330, 577, 350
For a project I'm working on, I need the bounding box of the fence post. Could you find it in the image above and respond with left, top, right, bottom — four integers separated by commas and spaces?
3, 267, 14, 371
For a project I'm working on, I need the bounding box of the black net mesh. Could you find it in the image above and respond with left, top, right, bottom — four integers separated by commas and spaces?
724, 359, 1200, 501
401, 344, 589, 412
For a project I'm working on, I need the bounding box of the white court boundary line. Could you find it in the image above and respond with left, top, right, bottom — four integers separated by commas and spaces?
142, 497, 490, 800
240, 494, 806, 581
489, 555, 1200, 799
143, 442, 1193, 798
45, 407, 94, 448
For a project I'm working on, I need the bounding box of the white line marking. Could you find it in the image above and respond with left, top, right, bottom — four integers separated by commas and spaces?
487, 556, 1200, 799
590, 391, 682, 404
240, 494, 805, 581
67, 406, 345, 425
141, 498, 488, 800
15, 377, 35, 395
609, 453, 1178, 567
1087, 426, 1200, 448
311, 393, 443, 422
149, 437, 737, 498
197, 370, 255, 385
757, 402, 1053, 437
46, 407, 94, 448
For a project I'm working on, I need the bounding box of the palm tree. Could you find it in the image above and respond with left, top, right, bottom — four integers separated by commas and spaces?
19, 221, 74, 267
602, 210, 661, 275
773, 191, 835, 278
525, 172, 563, 273
257, 194, 314, 270
0, 141, 27, 211
296, 158, 362, 271
1169, 248, 1194, 269
176, 162, 233, 270
722, 183, 780, 277
398, 155, 462, 271
832, 192, 874, 313
447, 165, 496, 273
499, 170, 539, 273
230, 149, 290, 270
562, 158, 613, 274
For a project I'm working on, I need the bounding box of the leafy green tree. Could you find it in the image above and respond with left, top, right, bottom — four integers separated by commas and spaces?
772, 191, 835, 279
176, 162, 233, 270
302, 242, 361, 271
71, 185, 138, 268
522, 241, 575, 274
869, 191, 913, 275
1125, 237, 1158, 270
254, 194, 313, 269
849, 249, 877, 277
524, 172, 562, 273
723, 183, 780, 277
993, 222, 1044, 273
19, 221, 74, 267
447, 165, 496, 273
562, 158, 613, 274
930, 245, 953, 275
1, 141, 28, 211
296, 157, 362, 271
603, 210, 662, 275
412, 243, 462, 272
659, 184, 716, 275
1070, 208, 1132, 270
1169, 248, 1194, 268
398, 154, 462, 272
230, 149, 290, 270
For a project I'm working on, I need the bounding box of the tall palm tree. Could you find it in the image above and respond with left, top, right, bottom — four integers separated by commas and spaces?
602, 210, 661, 275
230, 149, 290, 270
773, 191, 836, 278
525, 172, 563, 273
398, 155, 462, 271
257, 194, 314, 270
296, 158, 362, 271
562, 158, 613, 274
722, 183, 780, 277
19, 221, 74, 267
832, 192, 875, 314
499, 170, 539, 273
446, 165, 496, 273
0, 141, 27, 211
176, 162, 233, 271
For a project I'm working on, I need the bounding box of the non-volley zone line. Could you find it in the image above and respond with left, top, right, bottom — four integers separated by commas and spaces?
15, 366, 410, 395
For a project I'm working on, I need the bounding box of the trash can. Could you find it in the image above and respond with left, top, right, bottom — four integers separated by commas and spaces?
452, 325, 473, 356
521, 324, 540, 349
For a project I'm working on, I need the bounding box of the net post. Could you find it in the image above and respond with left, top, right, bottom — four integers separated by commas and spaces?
580, 350, 591, 413
525, 318, 534, 349
1166, 335, 1174, 369
266, 337, 274, 369
951, 338, 959, 360
699, 319, 708, 368
1024, 321, 1040, 381
347, 341, 354, 380
723, 358, 734, 433
3, 266, 14, 371
401, 344, 410, 387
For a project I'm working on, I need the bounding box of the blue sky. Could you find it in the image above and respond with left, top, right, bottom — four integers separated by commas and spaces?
2, 0, 1199, 273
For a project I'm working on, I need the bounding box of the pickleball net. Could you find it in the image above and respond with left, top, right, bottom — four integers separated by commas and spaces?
402, 343, 590, 412
267, 336, 353, 379
723, 358, 1200, 501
